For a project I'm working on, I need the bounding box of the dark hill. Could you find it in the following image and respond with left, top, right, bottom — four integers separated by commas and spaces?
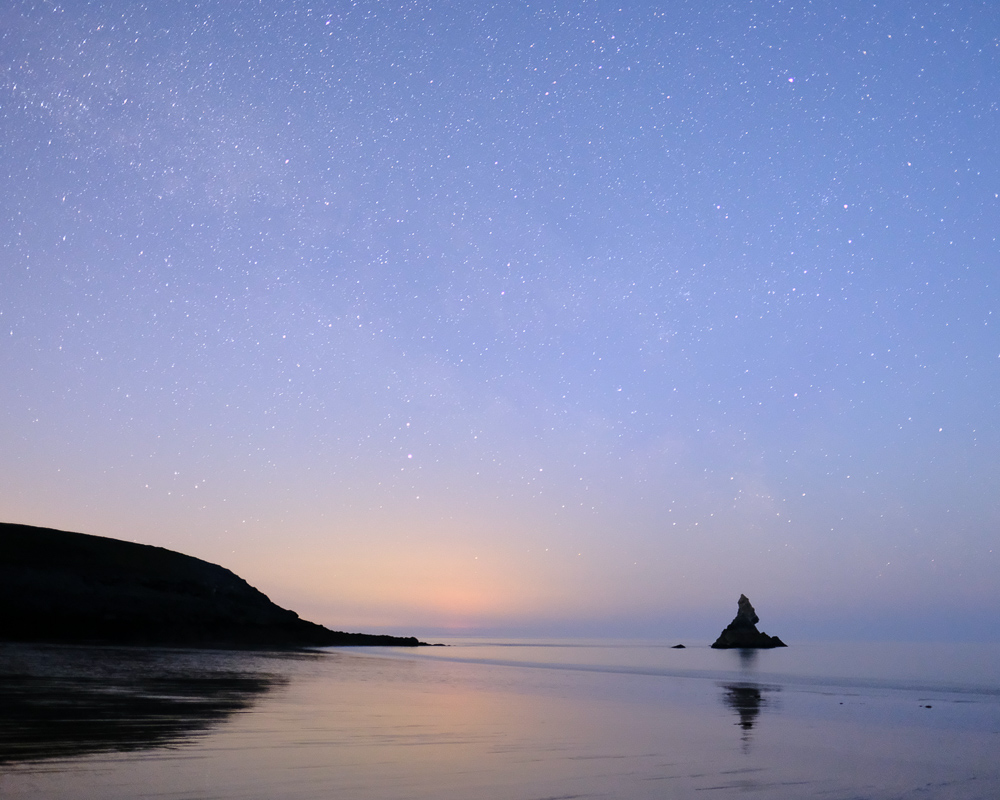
0, 522, 427, 649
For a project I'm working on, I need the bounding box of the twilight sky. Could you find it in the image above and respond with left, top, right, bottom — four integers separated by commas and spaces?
2, 0, 998, 640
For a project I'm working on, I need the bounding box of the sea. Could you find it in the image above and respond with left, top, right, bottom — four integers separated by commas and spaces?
1, 638, 998, 799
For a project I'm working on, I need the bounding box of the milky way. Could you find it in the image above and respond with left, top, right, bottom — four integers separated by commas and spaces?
2, 1, 998, 638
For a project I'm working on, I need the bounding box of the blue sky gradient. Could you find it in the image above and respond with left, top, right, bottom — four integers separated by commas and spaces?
2, 0, 998, 639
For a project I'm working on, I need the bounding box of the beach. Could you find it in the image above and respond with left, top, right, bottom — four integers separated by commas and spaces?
1, 640, 998, 799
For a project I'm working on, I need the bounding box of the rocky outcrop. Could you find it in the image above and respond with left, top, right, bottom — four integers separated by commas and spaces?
711, 594, 786, 649
0, 522, 429, 649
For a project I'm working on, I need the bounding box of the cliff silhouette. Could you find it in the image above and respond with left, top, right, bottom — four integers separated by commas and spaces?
0, 522, 426, 649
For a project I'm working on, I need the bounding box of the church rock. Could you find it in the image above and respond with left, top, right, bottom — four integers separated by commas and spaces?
711, 594, 787, 649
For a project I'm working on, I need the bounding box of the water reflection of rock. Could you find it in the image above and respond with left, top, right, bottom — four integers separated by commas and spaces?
724, 684, 764, 730
737, 647, 759, 669
721, 683, 774, 750
0, 643, 286, 765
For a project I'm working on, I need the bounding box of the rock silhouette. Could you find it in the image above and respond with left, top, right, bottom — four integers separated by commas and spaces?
710, 594, 786, 649
0, 522, 428, 649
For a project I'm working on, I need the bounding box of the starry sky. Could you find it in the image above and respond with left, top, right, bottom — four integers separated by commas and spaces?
2, 0, 998, 640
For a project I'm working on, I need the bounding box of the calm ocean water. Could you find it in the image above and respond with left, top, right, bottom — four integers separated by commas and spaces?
1, 639, 998, 799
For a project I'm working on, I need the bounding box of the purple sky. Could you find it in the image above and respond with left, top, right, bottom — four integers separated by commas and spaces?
2, 0, 998, 640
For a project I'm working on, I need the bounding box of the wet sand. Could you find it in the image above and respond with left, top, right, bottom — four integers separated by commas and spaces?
1, 640, 998, 799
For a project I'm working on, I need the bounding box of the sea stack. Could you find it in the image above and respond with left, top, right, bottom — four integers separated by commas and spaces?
711, 594, 787, 649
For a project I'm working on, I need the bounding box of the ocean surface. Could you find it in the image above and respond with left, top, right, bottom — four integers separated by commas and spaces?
1, 638, 998, 799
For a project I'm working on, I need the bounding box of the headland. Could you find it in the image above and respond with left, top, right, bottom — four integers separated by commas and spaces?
0, 522, 429, 649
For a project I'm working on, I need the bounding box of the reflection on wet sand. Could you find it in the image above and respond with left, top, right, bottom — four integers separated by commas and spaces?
0, 643, 284, 765
721, 681, 775, 750
723, 684, 765, 731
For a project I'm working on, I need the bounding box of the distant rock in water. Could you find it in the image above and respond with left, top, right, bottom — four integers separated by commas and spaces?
0, 522, 429, 649
711, 594, 786, 649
